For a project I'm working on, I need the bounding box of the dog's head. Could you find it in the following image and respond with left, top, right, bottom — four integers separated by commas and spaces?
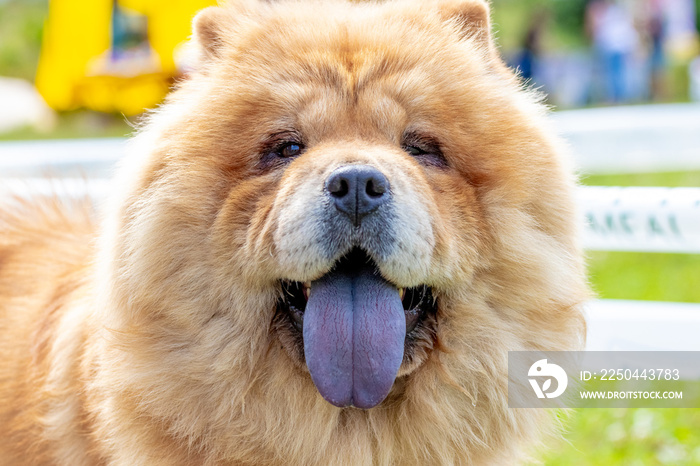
100, 0, 587, 461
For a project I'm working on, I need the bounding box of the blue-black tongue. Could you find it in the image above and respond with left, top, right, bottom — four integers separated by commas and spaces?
303, 255, 405, 409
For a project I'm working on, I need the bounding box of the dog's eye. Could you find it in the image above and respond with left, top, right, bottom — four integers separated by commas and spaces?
258, 134, 305, 170
277, 142, 304, 158
401, 134, 448, 168
403, 145, 427, 156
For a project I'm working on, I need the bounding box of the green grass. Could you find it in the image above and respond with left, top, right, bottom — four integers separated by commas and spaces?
491, 0, 589, 52
544, 409, 700, 466
0, 0, 47, 81
537, 171, 700, 465
0, 110, 135, 141
582, 172, 700, 189
587, 251, 700, 303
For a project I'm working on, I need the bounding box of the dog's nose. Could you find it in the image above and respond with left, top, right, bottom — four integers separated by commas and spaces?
325, 165, 390, 225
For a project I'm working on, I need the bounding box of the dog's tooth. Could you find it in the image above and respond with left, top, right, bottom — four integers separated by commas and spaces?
399, 288, 405, 300
303, 282, 311, 300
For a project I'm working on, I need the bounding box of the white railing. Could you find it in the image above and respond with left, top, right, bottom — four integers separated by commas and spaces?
586, 300, 700, 352
579, 186, 700, 253
0, 138, 125, 178
1, 104, 699, 352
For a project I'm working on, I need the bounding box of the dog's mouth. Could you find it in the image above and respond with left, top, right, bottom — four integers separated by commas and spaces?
276, 248, 437, 409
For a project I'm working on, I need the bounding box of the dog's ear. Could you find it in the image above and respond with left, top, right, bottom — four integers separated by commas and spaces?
439, 0, 494, 49
192, 7, 232, 60
438, 0, 509, 70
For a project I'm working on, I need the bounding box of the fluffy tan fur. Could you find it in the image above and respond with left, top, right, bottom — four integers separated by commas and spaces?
0, 0, 588, 464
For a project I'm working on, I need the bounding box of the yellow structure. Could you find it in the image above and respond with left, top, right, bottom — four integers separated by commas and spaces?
36, 0, 215, 115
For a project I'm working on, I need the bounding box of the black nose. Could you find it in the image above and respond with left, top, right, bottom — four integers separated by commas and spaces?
325, 165, 390, 225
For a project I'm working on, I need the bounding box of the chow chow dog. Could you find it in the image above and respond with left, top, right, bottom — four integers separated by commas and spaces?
0, 0, 588, 464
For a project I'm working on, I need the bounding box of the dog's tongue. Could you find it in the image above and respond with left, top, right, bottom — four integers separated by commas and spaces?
303, 263, 405, 409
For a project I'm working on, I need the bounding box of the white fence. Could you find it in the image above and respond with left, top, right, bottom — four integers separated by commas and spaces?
1, 104, 699, 352
580, 186, 700, 253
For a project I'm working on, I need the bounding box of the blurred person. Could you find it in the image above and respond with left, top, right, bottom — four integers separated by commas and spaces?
691, 55, 700, 100
663, 0, 699, 100
647, 0, 668, 100
514, 9, 549, 83
586, 0, 640, 103
643, 0, 698, 102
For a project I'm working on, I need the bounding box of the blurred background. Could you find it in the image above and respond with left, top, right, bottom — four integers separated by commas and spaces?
0, 0, 699, 464
497, 0, 700, 108
1, 0, 700, 137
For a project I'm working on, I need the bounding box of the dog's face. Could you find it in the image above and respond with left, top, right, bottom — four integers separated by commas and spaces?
102, 0, 587, 461
195, 0, 499, 409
